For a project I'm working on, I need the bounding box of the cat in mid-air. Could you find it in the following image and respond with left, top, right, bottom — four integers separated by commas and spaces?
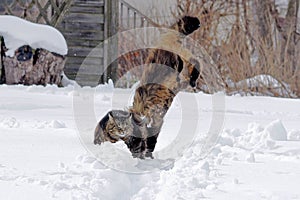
95, 16, 201, 159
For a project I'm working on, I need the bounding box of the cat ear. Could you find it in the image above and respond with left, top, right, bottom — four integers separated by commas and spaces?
108, 112, 114, 121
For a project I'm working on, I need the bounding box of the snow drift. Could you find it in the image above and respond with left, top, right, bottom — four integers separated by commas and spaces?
0, 84, 300, 199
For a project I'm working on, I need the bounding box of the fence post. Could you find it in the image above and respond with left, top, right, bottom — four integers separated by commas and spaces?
104, 0, 119, 84
0, 37, 5, 84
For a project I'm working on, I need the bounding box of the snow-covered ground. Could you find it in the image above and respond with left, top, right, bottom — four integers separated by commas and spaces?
0, 84, 300, 200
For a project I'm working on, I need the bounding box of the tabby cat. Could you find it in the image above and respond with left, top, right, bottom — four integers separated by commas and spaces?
94, 16, 201, 159
126, 16, 201, 158
94, 110, 134, 144
94, 109, 147, 158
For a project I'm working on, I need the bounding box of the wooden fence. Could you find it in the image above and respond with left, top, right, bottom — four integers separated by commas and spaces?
119, 0, 158, 30
0, 0, 155, 86
59, 0, 108, 86
0, 0, 72, 26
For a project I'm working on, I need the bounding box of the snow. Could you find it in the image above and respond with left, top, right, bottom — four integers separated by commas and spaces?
227, 74, 295, 97
0, 15, 68, 56
245, 152, 256, 163
265, 120, 287, 141
288, 130, 300, 141
61, 72, 80, 87
0, 84, 300, 199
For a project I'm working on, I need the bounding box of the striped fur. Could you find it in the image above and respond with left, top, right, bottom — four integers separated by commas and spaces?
126, 16, 201, 158
94, 16, 201, 159
94, 110, 133, 144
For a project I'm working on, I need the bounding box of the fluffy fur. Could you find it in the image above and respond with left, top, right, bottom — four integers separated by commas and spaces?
94, 110, 134, 144
174, 16, 201, 35
94, 16, 201, 159
127, 16, 201, 158
94, 110, 147, 158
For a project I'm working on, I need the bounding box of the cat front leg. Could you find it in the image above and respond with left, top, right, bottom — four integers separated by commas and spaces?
125, 136, 146, 159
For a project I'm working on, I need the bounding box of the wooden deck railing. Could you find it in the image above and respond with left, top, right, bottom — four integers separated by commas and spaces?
119, 0, 159, 30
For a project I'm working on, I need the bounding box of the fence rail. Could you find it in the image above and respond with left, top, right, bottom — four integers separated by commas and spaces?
119, 0, 159, 30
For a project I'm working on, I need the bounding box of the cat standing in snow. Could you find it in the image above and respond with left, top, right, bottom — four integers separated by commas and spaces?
95, 16, 201, 159
94, 110, 148, 158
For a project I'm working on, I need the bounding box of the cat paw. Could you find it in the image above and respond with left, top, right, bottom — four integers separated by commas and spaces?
132, 152, 145, 159
145, 152, 154, 159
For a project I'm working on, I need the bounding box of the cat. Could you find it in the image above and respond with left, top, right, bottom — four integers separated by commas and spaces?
94, 16, 201, 159
94, 110, 134, 144
127, 16, 201, 158
94, 110, 149, 158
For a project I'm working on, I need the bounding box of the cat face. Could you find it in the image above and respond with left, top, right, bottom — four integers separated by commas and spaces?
109, 111, 133, 138
94, 110, 133, 145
